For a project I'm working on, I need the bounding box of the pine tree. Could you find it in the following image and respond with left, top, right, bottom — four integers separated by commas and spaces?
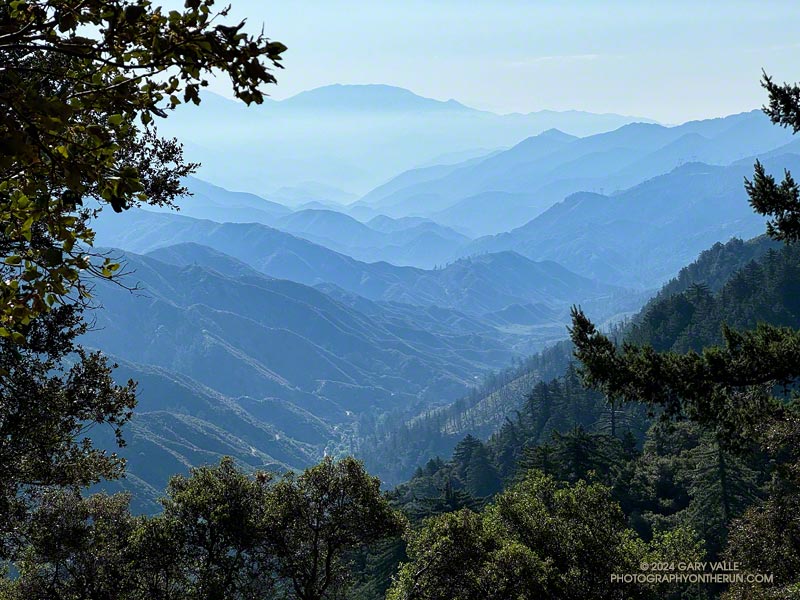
411, 479, 481, 519
517, 442, 558, 479
349, 537, 407, 600
681, 434, 761, 555
465, 445, 502, 498
452, 434, 483, 479
549, 426, 624, 485
621, 430, 639, 460
523, 381, 555, 443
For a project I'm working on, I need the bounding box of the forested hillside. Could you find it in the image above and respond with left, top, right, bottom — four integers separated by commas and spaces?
384, 230, 796, 482
628, 242, 800, 352
357, 341, 575, 484
361, 234, 778, 481
347, 226, 800, 600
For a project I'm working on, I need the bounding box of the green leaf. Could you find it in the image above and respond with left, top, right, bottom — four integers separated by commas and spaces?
42, 248, 63, 266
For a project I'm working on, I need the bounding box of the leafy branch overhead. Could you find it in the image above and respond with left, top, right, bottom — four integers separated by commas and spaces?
569, 308, 793, 442
0, 0, 286, 338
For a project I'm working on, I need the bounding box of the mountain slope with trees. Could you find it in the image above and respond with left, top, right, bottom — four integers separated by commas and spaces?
82, 247, 528, 507
568, 73, 800, 598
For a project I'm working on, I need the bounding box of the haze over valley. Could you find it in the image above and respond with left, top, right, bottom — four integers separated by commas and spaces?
87, 84, 800, 499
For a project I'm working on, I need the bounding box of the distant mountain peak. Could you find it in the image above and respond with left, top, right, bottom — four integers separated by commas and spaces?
537, 128, 577, 141
279, 84, 473, 112
615, 121, 665, 133
505, 128, 579, 155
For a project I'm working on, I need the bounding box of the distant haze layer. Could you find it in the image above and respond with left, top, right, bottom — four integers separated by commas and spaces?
160, 84, 654, 196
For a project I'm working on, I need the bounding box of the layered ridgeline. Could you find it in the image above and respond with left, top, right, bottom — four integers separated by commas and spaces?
143, 114, 800, 274
355, 110, 797, 235
169, 161, 774, 282
268, 209, 471, 268
166, 135, 800, 284
84, 234, 629, 509
92, 209, 635, 347
86, 148, 800, 493
147, 177, 473, 269
463, 154, 800, 287
156, 84, 652, 195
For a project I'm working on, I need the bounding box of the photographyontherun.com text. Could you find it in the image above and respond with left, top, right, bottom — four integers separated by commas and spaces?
611, 562, 774, 585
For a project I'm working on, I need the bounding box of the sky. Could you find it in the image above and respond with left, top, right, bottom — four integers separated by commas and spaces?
197, 0, 799, 124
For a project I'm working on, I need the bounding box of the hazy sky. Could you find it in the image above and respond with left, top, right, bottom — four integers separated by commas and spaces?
202, 1, 798, 124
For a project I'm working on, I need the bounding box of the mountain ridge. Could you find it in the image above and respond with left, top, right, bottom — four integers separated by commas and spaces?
457, 152, 800, 286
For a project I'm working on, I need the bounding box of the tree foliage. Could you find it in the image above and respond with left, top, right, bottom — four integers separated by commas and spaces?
156, 457, 276, 599
387, 470, 703, 600
10, 490, 136, 600
0, 0, 286, 337
0, 0, 285, 569
0, 304, 135, 560
746, 73, 800, 243
7, 457, 405, 600
265, 456, 407, 600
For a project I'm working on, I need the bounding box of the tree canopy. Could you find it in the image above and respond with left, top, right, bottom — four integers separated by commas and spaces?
387, 470, 703, 600
7, 457, 406, 600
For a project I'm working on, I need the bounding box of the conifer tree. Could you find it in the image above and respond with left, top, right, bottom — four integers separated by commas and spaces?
451, 435, 483, 479
518, 442, 558, 480
412, 479, 481, 518
464, 445, 502, 498
549, 426, 624, 485
681, 433, 761, 555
